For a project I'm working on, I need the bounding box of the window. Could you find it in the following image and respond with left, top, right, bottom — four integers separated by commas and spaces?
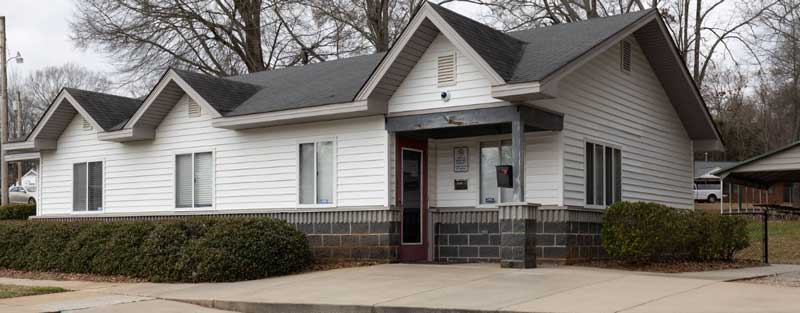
585, 142, 621, 206
175, 152, 213, 208
73, 161, 103, 211
480, 140, 512, 204
621, 40, 632, 73
437, 52, 457, 87
299, 141, 334, 205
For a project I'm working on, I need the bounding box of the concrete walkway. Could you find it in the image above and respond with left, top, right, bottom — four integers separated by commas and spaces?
1, 263, 799, 313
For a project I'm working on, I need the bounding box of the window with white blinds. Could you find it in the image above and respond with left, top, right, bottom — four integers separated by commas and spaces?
176, 152, 213, 208
73, 161, 102, 211
299, 141, 334, 205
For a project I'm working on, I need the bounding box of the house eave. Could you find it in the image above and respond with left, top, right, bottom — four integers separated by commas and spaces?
3, 139, 57, 153
97, 128, 156, 142
211, 100, 377, 130
490, 81, 557, 101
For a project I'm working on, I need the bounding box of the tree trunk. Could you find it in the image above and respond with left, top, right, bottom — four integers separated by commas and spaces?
693, 0, 702, 82
235, 0, 267, 72
367, 0, 391, 52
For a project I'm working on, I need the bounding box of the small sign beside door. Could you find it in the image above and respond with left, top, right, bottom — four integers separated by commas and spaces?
453, 146, 468, 172
454, 179, 468, 190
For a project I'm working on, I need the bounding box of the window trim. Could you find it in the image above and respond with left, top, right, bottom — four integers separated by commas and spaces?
173, 149, 215, 210
477, 139, 513, 208
71, 159, 105, 213
296, 138, 337, 209
584, 139, 623, 209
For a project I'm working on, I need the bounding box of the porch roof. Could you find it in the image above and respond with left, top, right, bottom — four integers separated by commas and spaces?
386, 105, 563, 139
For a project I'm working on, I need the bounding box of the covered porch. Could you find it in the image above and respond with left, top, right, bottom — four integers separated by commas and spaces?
388, 104, 571, 268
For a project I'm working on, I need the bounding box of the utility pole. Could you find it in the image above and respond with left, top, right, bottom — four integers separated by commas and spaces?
0, 17, 9, 206
15, 89, 21, 184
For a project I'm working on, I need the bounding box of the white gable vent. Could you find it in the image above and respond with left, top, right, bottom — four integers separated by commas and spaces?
621, 40, 632, 73
437, 52, 457, 87
187, 98, 201, 117
81, 117, 92, 130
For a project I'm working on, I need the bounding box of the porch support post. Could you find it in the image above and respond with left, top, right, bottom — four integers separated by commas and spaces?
499, 203, 538, 268
511, 111, 525, 202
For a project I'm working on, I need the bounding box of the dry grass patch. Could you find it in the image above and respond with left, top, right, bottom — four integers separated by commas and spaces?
737, 220, 800, 264
0, 284, 66, 299
577, 260, 763, 273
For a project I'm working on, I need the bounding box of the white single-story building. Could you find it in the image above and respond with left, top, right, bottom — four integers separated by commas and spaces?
5, 3, 723, 267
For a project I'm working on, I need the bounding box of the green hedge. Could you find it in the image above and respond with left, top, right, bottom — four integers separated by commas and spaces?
0, 204, 36, 220
602, 202, 749, 262
0, 217, 312, 282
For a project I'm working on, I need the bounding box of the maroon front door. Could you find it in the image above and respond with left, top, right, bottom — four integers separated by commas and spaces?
397, 137, 428, 262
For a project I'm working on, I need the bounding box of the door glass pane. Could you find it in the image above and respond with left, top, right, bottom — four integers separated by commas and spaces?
480, 143, 499, 204
614, 149, 622, 203
88, 162, 103, 211
316, 141, 334, 204
73, 163, 87, 211
175, 154, 193, 207
586, 143, 594, 205
402, 149, 422, 244
605, 147, 613, 205
194, 152, 213, 207
594, 144, 604, 205
299, 143, 315, 204
500, 140, 513, 202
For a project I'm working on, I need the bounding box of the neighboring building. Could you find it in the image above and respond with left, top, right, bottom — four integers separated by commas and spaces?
716, 142, 800, 209
4, 3, 723, 267
19, 169, 37, 189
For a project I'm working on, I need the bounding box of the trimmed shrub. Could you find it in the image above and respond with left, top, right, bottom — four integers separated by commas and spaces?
602, 201, 749, 262
0, 204, 36, 220
0, 217, 312, 282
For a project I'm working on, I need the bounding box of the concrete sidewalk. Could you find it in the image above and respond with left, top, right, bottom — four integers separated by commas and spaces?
1, 263, 799, 313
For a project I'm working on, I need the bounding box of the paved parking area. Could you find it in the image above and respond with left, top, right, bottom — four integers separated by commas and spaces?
1, 263, 799, 313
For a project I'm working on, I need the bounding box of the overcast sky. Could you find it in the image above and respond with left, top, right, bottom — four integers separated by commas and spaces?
0, 0, 485, 89
0, 0, 114, 79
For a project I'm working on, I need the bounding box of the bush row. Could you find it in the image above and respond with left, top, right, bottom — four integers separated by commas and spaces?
601, 201, 750, 262
0, 204, 36, 220
0, 217, 313, 282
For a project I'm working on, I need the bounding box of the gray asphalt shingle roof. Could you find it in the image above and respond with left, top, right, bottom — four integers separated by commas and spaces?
38, 4, 659, 130
64, 88, 141, 131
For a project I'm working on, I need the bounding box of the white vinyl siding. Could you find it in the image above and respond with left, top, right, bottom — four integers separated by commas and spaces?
73, 161, 102, 211
299, 141, 335, 205
175, 151, 212, 208
39, 94, 388, 215
387, 34, 504, 114
533, 37, 693, 208
429, 132, 562, 208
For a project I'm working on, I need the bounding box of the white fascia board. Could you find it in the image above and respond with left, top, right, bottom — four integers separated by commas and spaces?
26, 90, 107, 143
211, 100, 370, 130
96, 128, 156, 142
355, 3, 505, 102
5, 152, 41, 162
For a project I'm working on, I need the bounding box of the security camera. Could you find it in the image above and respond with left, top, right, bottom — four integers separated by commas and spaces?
440, 91, 451, 102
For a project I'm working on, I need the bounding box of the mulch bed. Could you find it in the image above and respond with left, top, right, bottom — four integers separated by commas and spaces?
575, 259, 764, 273
0, 268, 145, 283
0, 261, 381, 284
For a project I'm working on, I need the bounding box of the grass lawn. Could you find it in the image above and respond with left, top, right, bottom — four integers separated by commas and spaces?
0, 284, 67, 299
737, 220, 800, 264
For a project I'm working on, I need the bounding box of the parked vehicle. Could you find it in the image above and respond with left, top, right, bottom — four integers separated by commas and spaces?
9, 185, 36, 205
694, 179, 724, 203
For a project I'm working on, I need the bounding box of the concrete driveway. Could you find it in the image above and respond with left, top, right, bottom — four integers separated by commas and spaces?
1, 263, 799, 313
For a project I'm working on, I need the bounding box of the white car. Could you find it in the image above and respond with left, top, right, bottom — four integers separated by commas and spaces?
694, 179, 724, 203
9, 185, 36, 205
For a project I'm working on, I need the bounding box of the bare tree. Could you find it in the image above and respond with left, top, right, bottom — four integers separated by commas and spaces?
71, 0, 313, 85
9, 64, 112, 140
302, 0, 426, 53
